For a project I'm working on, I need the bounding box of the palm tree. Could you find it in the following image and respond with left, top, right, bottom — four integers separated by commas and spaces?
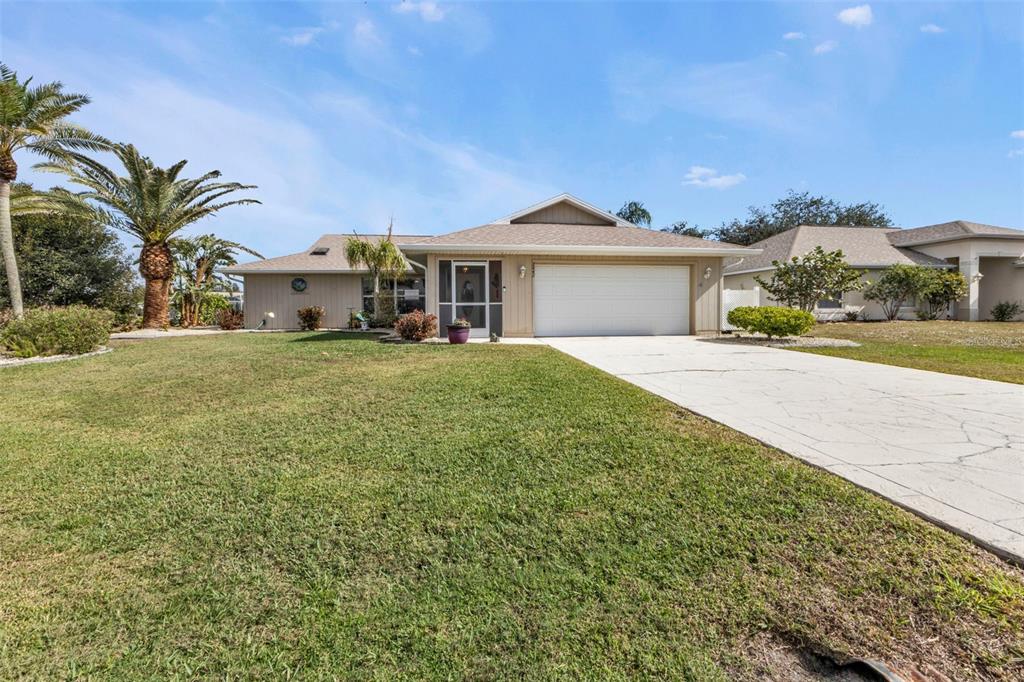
344, 221, 406, 322
171, 234, 261, 327
614, 200, 652, 227
39, 143, 259, 328
0, 63, 109, 317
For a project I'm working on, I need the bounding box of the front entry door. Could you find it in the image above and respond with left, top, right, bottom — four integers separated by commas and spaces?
453, 262, 489, 338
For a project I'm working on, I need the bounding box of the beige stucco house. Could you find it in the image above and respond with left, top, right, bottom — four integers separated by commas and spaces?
224, 194, 759, 336
723, 222, 1024, 321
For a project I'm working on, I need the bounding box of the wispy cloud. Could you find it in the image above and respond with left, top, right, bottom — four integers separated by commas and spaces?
1008, 149, 1024, 159
682, 165, 746, 190
782, 31, 805, 40
813, 40, 839, 55
919, 23, 946, 34
608, 52, 838, 135
837, 5, 873, 28
1011, 130, 1024, 139
353, 19, 384, 47
393, 1, 447, 22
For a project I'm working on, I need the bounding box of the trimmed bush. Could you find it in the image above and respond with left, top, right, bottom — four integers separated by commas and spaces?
370, 296, 397, 328
297, 306, 325, 331
216, 308, 244, 330
0, 306, 113, 358
991, 301, 1022, 322
727, 306, 815, 339
394, 310, 437, 341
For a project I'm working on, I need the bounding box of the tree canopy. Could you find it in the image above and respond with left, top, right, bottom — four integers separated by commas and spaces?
717, 190, 893, 246
754, 246, 866, 312
614, 200, 652, 227
0, 183, 139, 317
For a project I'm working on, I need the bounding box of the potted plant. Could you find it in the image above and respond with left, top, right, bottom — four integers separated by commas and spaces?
447, 317, 471, 344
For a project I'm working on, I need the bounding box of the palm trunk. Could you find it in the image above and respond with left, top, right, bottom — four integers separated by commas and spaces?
0, 182, 24, 318
139, 242, 174, 328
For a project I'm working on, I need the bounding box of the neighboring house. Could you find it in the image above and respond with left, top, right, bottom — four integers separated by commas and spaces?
723, 222, 1024, 321
223, 194, 759, 336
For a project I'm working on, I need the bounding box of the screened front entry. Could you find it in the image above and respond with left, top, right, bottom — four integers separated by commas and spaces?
438, 260, 503, 338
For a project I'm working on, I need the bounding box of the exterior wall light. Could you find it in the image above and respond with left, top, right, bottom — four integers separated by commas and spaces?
703, 266, 712, 280
519, 265, 527, 279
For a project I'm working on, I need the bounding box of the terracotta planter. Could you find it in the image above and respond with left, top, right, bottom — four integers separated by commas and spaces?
447, 325, 471, 344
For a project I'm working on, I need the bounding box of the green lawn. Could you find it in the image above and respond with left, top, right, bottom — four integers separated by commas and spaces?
801, 321, 1024, 384
1, 333, 1022, 680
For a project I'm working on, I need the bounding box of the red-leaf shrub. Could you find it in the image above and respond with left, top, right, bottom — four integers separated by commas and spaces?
394, 310, 437, 341
216, 308, 244, 330
297, 306, 326, 331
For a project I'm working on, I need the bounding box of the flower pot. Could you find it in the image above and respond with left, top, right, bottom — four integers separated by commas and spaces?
447, 325, 471, 344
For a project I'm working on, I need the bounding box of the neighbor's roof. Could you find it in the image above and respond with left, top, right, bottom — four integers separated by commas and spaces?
221, 234, 429, 274
886, 220, 1024, 247
723, 225, 951, 275
398, 222, 759, 257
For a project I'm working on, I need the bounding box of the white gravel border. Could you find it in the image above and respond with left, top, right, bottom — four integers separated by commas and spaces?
0, 346, 113, 368
702, 336, 861, 348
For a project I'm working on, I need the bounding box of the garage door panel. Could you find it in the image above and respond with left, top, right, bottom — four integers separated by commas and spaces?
534, 264, 689, 336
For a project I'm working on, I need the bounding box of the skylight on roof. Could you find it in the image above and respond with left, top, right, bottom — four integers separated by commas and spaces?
310, 247, 329, 255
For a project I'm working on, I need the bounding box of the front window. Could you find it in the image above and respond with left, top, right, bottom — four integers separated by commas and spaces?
816, 298, 842, 309
361, 276, 425, 314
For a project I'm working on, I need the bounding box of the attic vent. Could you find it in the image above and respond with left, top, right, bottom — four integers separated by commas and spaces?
310, 247, 329, 255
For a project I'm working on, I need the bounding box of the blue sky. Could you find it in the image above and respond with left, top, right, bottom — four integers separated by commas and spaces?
4, 1, 1023, 257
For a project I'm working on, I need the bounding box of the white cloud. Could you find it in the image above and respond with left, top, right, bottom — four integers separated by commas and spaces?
393, 1, 447, 22
837, 5, 873, 28
1009, 149, 1024, 159
919, 24, 946, 34
608, 53, 839, 135
813, 40, 839, 55
407, 45, 422, 56
1011, 130, 1024, 139
782, 32, 805, 40
282, 27, 323, 46
353, 19, 384, 47
682, 165, 746, 190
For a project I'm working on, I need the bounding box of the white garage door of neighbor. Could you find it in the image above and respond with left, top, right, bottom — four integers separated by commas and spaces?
533, 264, 690, 336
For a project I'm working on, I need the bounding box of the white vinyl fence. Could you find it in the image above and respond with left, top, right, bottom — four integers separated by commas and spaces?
721, 288, 761, 331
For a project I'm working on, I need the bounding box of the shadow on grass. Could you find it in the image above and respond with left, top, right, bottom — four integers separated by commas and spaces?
288, 331, 385, 343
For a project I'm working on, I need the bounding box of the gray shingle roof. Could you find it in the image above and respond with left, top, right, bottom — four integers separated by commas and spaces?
886, 220, 1024, 246
723, 225, 951, 274
403, 222, 748, 250
222, 234, 428, 274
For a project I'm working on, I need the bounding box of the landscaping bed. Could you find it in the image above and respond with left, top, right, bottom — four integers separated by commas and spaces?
799, 321, 1024, 384
1, 332, 1021, 680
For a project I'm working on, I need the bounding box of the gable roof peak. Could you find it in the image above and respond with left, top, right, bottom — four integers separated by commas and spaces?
494, 193, 635, 227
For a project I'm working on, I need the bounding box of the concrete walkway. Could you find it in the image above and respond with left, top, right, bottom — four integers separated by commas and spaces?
544, 336, 1024, 563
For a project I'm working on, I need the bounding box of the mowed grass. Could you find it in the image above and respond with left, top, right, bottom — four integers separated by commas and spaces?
1, 333, 1022, 680
801, 321, 1024, 384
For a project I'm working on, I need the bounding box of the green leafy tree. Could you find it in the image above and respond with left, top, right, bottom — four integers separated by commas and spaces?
754, 247, 865, 312
171, 235, 261, 327
38, 143, 259, 328
919, 269, 968, 320
614, 200, 652, 227
862, 264, 935, 321
0, 183, 139, 319
717, 190, 893, 245
0, 63, 109, 317
344, 221, 406, 325
661, 220, 712, 239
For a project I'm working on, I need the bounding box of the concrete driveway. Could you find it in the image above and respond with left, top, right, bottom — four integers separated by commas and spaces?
544, 336, 1024, 563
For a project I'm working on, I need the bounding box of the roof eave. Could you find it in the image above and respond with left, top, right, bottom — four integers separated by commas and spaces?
892, 233, 1024, 247
399, 244, 761, 257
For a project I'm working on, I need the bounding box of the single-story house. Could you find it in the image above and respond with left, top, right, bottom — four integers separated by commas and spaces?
223, 194, 760, 336
723, 222, 1024, 321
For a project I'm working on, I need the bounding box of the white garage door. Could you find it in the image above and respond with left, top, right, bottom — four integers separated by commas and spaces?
534, 264, 690, 336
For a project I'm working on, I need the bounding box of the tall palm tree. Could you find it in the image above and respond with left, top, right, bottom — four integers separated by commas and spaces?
0, 63, 109, 317
39, 143, 259, 328
344, 220, 406, 321
171, 234, 262, 327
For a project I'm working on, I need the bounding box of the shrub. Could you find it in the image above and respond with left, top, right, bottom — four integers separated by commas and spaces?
370, 296, 397, 328
0, 308, 13, 331
863, 265, 936, 321
394, 310, 437, 341
991, 301, 1023, 322
448, 317, 471, 329
297, 305, 325, 331
0, 306, 113, 358
844, 310, 859, 322
216, 308, 245, 330
727, 306, 815, 339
